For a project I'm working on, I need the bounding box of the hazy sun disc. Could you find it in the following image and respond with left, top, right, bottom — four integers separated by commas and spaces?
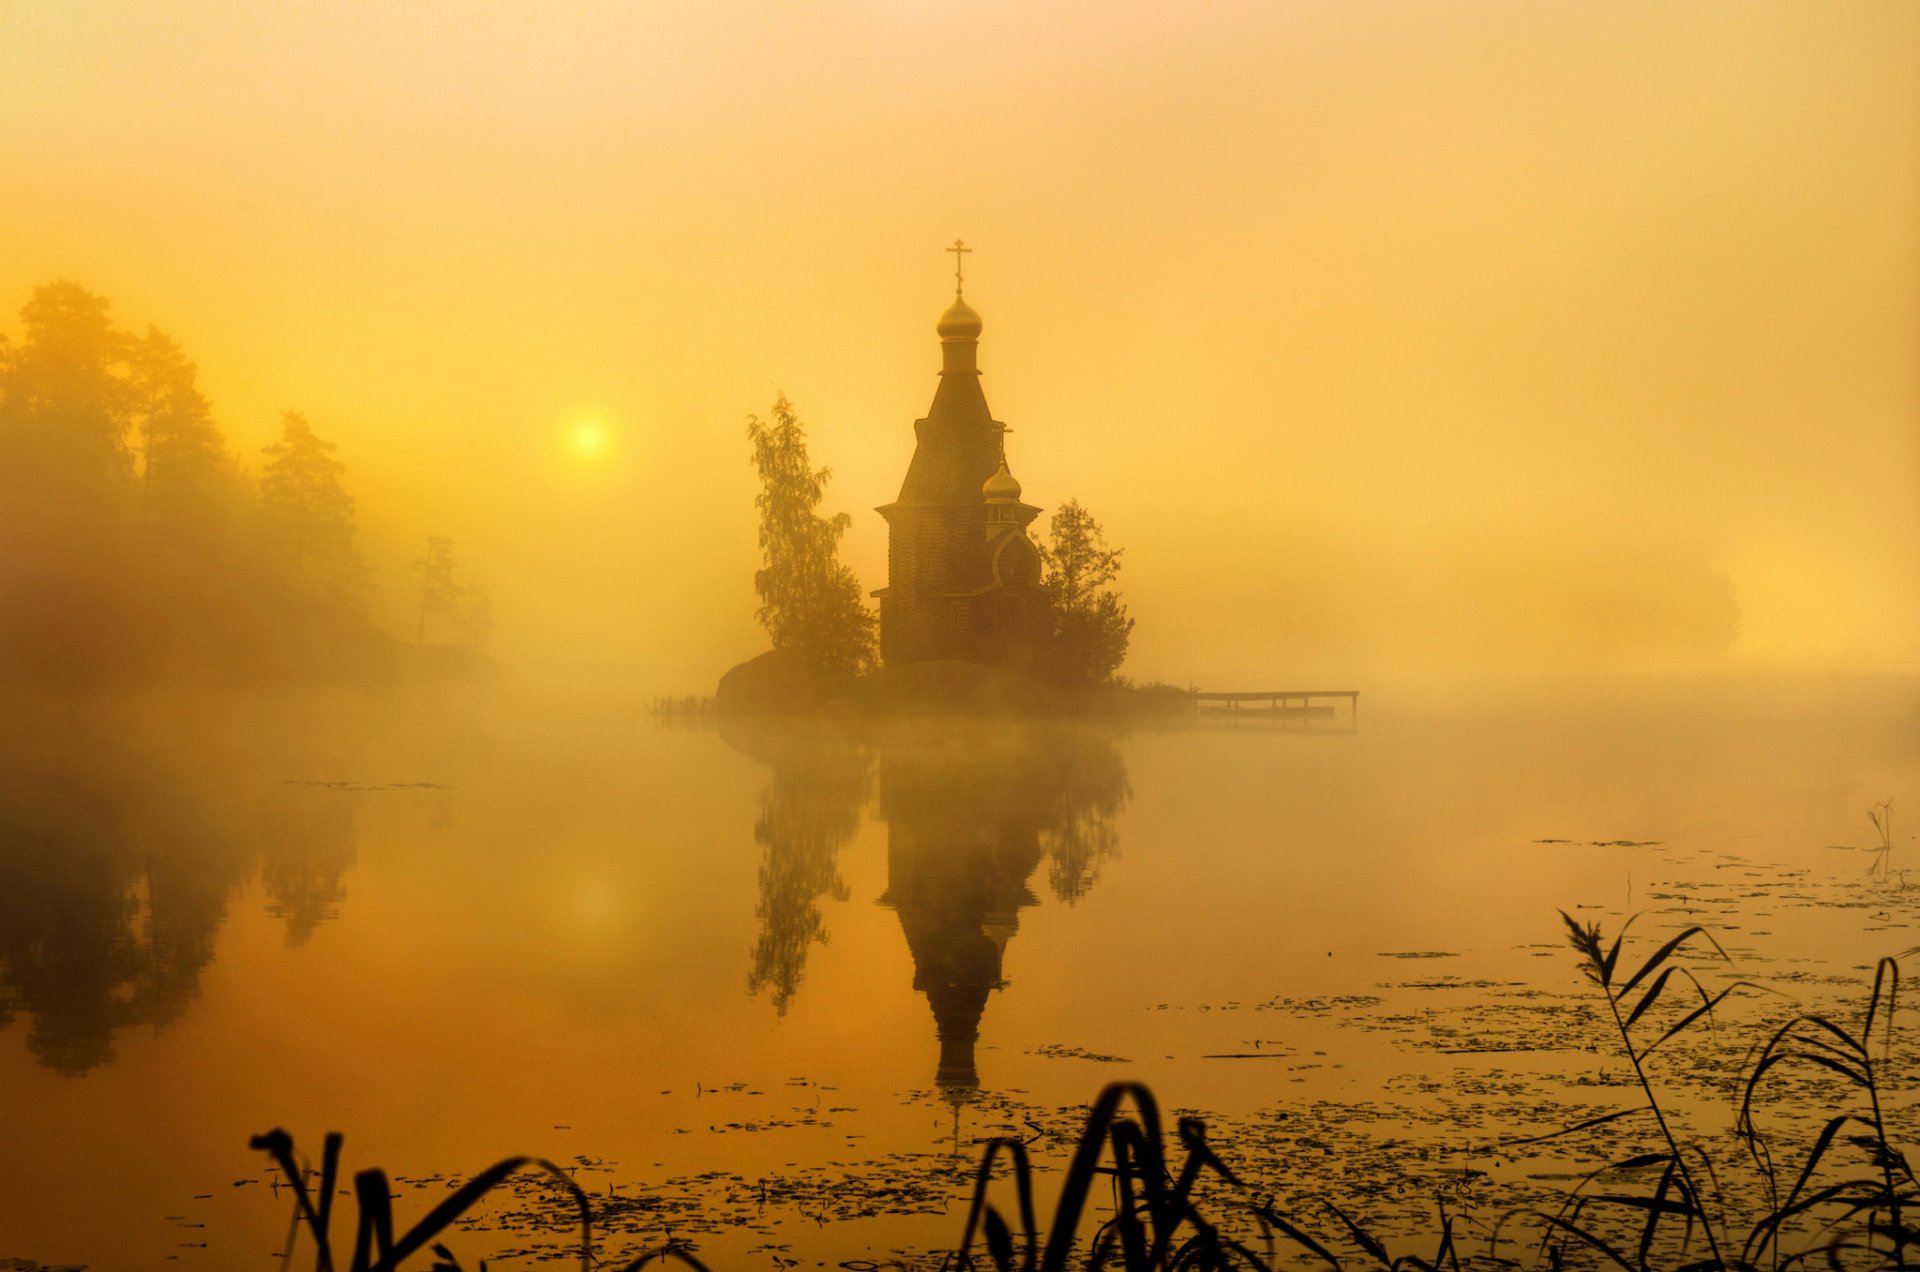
568, 420, 609, 461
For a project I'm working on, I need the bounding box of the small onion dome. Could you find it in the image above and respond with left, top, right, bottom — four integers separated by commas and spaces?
983, 460, 1022, 501
937, 295, 982, 341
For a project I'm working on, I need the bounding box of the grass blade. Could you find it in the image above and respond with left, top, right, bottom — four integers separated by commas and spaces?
1324, 1198, 1392, 1268
1617, 926, 1728, 997
1257, 1200, 1344, 1267
1037, 1082, 1161, 1272
1499, 1107, 1653, 1149
1636, 1158, 1680, 1272
953, 1137, 1036, 1270
1624, 968, 1677, 1032
363, 1155, 587, 1272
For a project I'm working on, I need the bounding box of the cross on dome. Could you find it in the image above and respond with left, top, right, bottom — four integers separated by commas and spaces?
936, 240, 983, 344
947, 239, 971, 298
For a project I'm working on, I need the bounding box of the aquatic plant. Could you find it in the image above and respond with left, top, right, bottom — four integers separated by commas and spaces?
1737, 954, 1918, 1269
1487, 912, 1752, 1270
248, 914, 1920, 1271
1480, 915, 1920, 1272
944, 1082, 1275, 1271
939, 1081, 1470, 1271
1869, 802, 1898, 883
248, 1128, 591, 1272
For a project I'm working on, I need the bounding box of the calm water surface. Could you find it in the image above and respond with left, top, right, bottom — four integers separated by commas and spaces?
1, 679, 1915, 1268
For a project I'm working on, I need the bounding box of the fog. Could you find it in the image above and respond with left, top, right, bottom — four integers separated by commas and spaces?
2, 1, 1914, 698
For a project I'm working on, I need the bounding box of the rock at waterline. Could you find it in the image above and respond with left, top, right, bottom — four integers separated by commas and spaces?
715, 651, 1051, 716
714, 649, 856, 714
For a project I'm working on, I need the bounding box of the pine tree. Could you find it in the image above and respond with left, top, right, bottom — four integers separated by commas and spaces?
1038, 499, 1134, 685
745, 394, 876, 676
259, 411, 365, 607
0, 281, 131, 502
126, 326, 226, 540
412, 534, 462, 643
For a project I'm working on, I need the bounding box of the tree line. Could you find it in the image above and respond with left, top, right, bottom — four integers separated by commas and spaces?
0, 281, 487, 684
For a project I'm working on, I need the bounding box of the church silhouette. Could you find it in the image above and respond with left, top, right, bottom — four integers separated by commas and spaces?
874, 244, 1050, 669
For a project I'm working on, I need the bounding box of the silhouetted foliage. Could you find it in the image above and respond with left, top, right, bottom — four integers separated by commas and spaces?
409, 534, 492, 651
745, 394, 877, 677
127, 325, 226, 543
951, 1082, 1274, 1271
0, 285, 137, 677
0, 280, 484, 684
248, 1126, 590, 1272
0, 281, 130, 504
260, 410, 367, 609
413, 534, 462, 644
1039, 500, 1134, 685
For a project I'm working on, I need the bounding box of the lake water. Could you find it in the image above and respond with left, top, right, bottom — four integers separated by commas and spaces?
2, 678, 1916, 1269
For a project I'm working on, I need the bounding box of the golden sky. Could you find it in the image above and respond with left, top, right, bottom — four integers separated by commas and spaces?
3, 1, 1915, 692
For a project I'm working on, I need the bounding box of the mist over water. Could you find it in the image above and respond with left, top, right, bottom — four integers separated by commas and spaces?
0, 677, 1913, 1265
2, 3, 1918, 1267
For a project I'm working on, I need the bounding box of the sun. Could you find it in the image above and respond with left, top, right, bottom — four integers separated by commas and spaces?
567, 419, 610, 461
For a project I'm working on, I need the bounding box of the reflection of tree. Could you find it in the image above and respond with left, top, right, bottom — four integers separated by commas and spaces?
136, 817, 248, 1031
879, 725, 1130, 1094
0, 754, 247, 1074
721, 718, 870, 1015
1039, 731, 1132, 905
0, 838, 138, 1075
259, 786, 359, 947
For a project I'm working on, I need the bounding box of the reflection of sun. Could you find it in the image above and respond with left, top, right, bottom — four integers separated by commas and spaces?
568, 419, 609, 460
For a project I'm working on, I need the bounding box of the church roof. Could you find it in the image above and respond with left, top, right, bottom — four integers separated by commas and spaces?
888, 294, 1006, 508
937, 295, 982, 341
983, 459, 1021, 502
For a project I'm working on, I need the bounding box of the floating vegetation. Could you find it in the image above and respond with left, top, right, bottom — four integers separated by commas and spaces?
1533, 840, 1665, 849
1029, 1044, 1133, 1064
238, 910, 1920, 1270
280, 779, 451, 791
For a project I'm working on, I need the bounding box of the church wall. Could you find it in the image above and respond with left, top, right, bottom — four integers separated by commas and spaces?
879, 287, 1050, 671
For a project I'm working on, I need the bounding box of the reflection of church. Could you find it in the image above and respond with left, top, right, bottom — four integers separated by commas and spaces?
873, 245, 1050, 668
875, 739, 1045, 1096
726, 718, 1132, 1097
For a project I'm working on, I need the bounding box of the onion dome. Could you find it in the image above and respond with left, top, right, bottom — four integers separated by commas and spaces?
982, 460, 1021, 502
937, 296, 982, 341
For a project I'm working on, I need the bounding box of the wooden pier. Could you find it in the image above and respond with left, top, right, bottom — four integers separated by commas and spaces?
1190, 689, 1359, 730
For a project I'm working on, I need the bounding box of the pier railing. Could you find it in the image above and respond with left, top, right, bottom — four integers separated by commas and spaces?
1189, 689, 1359, 729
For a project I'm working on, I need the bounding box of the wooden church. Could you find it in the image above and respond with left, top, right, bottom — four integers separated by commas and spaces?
873, 246, 1050, 669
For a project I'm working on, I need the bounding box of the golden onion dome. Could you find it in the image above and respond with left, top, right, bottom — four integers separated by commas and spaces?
936, 296, 982, 341
983, 460, 1022, 501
